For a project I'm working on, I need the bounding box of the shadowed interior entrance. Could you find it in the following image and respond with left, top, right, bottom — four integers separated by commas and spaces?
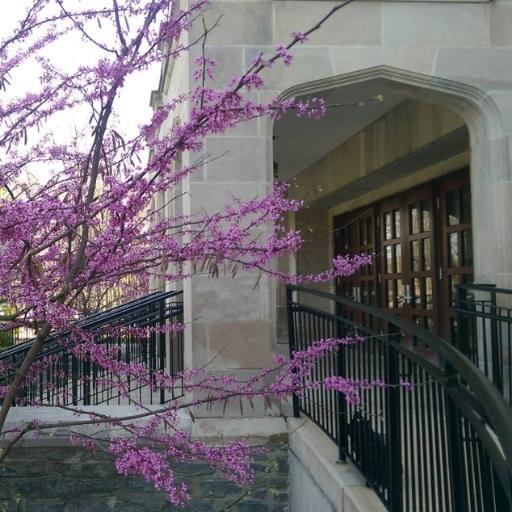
334, 168, 473, 341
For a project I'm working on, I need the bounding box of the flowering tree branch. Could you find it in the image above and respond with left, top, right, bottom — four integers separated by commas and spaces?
0, 0, 388, 506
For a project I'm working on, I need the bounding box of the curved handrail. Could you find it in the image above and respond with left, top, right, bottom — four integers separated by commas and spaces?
288, 285, 512, 489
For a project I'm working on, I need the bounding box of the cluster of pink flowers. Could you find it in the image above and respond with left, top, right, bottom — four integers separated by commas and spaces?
323, 376, 414, 405
275, 44, 294, 66
111, 439, 190, 506
193, 56, 217, 81
0, 0, 397, 507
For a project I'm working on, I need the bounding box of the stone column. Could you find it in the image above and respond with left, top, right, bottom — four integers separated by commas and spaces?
181, 1, 280, 417
470, 134, 512, 289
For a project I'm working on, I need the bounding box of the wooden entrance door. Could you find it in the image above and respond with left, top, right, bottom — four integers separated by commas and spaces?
378, 184, 438, 333
437, 172, 473, 339
404, 184, 437, 333
380, 196, 408, 319
334, 207, 377, 326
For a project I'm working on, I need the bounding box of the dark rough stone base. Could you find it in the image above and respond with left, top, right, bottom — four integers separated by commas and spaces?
0, 444, 289, 511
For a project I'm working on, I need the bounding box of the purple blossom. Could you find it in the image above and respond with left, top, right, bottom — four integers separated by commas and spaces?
0, 1, 390, 506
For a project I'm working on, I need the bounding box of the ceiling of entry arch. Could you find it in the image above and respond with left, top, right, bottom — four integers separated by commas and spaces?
273, 81, 405, 180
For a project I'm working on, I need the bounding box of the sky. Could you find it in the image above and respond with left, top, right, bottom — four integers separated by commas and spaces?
1, 1, 161, 169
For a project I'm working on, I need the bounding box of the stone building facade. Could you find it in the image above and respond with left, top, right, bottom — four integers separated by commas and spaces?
152, 0, 512, 394
5, 3, 511, 512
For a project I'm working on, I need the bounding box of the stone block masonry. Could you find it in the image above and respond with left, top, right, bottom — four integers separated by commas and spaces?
0, 444, 289, 512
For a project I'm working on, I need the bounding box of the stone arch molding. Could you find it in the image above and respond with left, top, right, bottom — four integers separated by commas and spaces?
273, 65, 505, 145
270, 65, 512, 287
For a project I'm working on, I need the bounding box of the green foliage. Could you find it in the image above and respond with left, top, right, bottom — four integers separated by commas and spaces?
0, 330, 14, 351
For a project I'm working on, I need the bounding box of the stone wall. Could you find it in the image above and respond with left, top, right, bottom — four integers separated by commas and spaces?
0, 444, 289, 512
159, 0, 512, 380
288, 418, 386, 512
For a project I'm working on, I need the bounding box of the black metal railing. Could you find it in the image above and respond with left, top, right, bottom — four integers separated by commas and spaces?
455, 283, 512, 404
0, 291, 184, 406
287, 285, 512, 512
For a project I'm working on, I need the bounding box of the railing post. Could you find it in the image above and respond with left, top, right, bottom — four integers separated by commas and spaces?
178, 300, 184, 375
159, 299, 166, 404
490, 290, 504, 393
148, 303, 157, 404
336, 312, 348, 463
286, 286, 300, 418
456, 285, 468, 354
71, 353, 78, 405
126, 333, 131, 400
18, 349, 28, 406
83, 353, 91, 406
445, 377, 468, 512
386, 325, 402, 512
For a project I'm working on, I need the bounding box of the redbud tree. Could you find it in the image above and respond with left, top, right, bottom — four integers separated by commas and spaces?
0, 0, 377, 506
